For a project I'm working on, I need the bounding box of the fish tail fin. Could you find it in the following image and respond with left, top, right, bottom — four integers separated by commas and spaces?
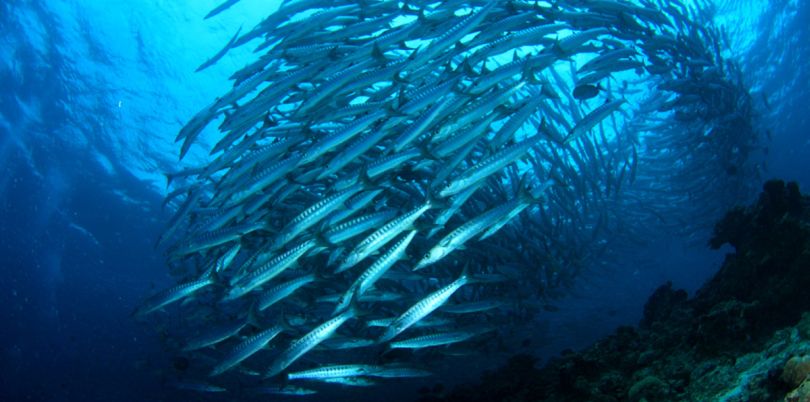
332, 285, 356, 316
515, 173, 532, 201
164, 172, 177, 187
459, 262, 472, 283
263, 113, 277, 128
278, 311, 296, 333
516, 173, 550, 204
130, 305, 144, 318
203, 267, 230, 294
423, 190, 439, 210
346, 291, 370, 318
415, 141, 440, 162
371, 42, 387, 62
460, 58, 476, 78
201, 264, 217, 280
461, 262, 506, 285
412, 219, 439, 234
357, 169, 377, 188
424, 189, 452, 211
524, 60, 548, 87
327, 246, 346, 268
310, 262, 331, 283
400, 2, 421, 15
415, 7, 429, 24
247, 301, 264, 327
312, 231, 337, 256
260, 218, 279, 234
392, 70, 410, 84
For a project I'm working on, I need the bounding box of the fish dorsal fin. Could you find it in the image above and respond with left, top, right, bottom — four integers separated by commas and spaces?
371, 42, 387, 62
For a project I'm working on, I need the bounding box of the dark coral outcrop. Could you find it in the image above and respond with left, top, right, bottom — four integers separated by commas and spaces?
421, 180, 810, 402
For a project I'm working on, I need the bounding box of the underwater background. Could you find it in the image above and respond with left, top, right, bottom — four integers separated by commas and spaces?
1, 0, 808, 401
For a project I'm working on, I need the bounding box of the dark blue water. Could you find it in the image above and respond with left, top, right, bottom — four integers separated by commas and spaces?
1, 1, 808, 401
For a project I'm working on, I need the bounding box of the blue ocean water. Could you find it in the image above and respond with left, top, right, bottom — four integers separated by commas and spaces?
0, 0, 807, 401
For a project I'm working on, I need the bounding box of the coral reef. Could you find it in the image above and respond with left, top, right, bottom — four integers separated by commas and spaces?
421, 180, 810, 402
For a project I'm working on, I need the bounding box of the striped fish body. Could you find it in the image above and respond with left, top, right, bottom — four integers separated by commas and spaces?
439, 134, 542, 198
378, 273, 470, 343
183, 319, 247, 352
334, 230, 417, 314
210, 325, 284, 376
566, 99, 626, 144
271, 184, 363, 250
134, 275, 214, 317
226, 239, 316, 300
287, 364, 377, 380
265, 308, 357, 378
389, 330, 479, 349
256, 274, 316, 311
171, 221, 264, 259
337, 202, 430, 272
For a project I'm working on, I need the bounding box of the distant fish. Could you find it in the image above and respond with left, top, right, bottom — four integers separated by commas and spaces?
377, 267, 474, 343
204, 0, 240, 20
334, 230, 417, 314
195, 26, 242, 72
249, 384, 317, 396
389, 328, 493, 349
572, 83, 602, 101
182, 318, 247, 352
171, 380, 227, 393
264, 302, 360, 378
287, 364, 378, 381
565, 99, 626, 144
319, 376, 376, 387
209, 324, 284, 377
133, 273, 215, 317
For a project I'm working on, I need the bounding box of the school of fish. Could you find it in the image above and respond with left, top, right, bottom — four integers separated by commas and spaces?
140, 0, 766, 397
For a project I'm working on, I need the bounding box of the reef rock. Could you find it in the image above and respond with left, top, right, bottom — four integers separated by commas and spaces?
423, 181, 810, 402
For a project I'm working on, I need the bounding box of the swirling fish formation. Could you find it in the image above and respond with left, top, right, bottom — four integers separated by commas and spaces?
140, 0, 764, 396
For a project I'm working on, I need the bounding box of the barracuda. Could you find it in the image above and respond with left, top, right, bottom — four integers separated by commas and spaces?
377, 267, 473, 343
255, 273, 317, 311
392, 95, 455, 153
210, 325, 284, 377
298, 110, 386, 166
389, 329, 486, 349
170, 221, 265, 259
287, 364, 377, 381
321, 189, 385, 226
270, 183, 364, 250
409, 2, 497, 67
322, 210, 397, 245
334, 230, 417, 314
439, 132, 544, 198
264, 304, 359, 378
415, 199, 525, 270
133, 273, 215, 317
337, 202, 431, 272
216, 152, 301, 207
226, 239, 316, 300
182, 318, 248, 352
566, 99, 626, 145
